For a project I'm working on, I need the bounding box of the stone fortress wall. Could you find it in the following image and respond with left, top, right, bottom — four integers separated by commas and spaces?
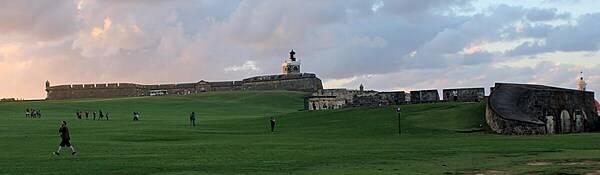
46, 73, 323, 100
486, 83, 600, 134
46, 50, 323, 100
306, 87, 485, 110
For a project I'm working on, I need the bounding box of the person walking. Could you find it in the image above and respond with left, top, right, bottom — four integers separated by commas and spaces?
269, 117, 276, 133
189, 112, 196, 127
53, 121, 77, 156
99, 110, 104, 120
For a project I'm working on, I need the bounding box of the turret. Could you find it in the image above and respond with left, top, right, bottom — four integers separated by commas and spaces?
576, 71, 587, 91
45, 80, 50, 91
282, 49, 301, 74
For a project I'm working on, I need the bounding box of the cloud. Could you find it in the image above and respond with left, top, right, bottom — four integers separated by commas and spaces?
0, 0, 599, 99
381, 0, 473, 18
525, 8, 570, 21
507, 13, 600, 56
0, 1, 78, 40
224, 60, 261, 72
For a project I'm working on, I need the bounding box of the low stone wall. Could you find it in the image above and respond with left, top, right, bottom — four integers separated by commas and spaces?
410, 90, 439, 103
443, 88, 485, 102
306, 89, 406, 110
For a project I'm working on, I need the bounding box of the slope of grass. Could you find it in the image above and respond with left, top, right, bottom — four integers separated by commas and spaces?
1, 91, 600, 174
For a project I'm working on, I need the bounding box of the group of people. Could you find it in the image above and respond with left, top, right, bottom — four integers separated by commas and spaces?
51, 110, 279, 157
25, 108, 42, 118
75, 110, 109, 120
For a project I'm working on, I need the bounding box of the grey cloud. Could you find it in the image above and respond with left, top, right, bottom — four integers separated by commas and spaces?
0, 1, 78, 40
525, 8, 570, 21
507, 13, 600, 56
381, 0, 473, 18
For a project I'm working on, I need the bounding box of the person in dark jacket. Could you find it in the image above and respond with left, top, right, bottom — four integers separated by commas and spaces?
270, 117, 276, 133
53, 121, 77, 156
189, 112, 196, 126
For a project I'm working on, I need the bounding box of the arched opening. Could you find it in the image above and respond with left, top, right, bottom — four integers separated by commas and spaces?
560, 110, 571, 133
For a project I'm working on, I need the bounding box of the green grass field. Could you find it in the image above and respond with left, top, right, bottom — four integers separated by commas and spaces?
2, 91, 600, 174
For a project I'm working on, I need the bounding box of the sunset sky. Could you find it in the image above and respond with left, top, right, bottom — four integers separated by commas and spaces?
1, 0, 600, 99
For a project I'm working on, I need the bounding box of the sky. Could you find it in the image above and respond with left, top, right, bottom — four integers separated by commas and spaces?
1, 0, 600, 99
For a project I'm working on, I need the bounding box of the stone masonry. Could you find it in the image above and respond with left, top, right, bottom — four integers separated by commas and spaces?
486, 83, 600, 134
46, 73, 323, 100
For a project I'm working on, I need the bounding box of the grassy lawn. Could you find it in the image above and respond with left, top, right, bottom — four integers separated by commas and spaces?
1, 91, 600, 174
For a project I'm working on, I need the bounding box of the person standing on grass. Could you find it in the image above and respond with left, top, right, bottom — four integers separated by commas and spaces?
25, 109, 30, 118
53, 121, 77, 156
105, 112, 109, 120
99, 110, 104, 120
93, 111, 96, 120
133, 112, 140, 121
85, 111, 89, 119
190, 112, 196, 126
270, 117, 276, 133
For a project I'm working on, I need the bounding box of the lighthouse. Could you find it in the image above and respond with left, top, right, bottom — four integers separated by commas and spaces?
282, 49, 301, 74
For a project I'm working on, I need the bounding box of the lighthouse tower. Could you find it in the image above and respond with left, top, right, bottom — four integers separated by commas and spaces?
576, 71, 587, 91
282, 49, 301, 74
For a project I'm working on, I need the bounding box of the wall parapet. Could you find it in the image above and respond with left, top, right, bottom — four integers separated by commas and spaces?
242, 73, 317, 83
45, 73, 323, 100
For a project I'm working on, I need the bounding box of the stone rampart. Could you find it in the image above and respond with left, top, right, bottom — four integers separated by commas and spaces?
46, 73, 323, 100
486, 83, 600, 134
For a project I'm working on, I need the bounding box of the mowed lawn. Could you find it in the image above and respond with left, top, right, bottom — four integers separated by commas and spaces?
2, 91, 600, 174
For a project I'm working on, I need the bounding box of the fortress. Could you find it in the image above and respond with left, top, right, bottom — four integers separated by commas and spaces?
43, 50, 600, 136
45, 50, 323, 100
